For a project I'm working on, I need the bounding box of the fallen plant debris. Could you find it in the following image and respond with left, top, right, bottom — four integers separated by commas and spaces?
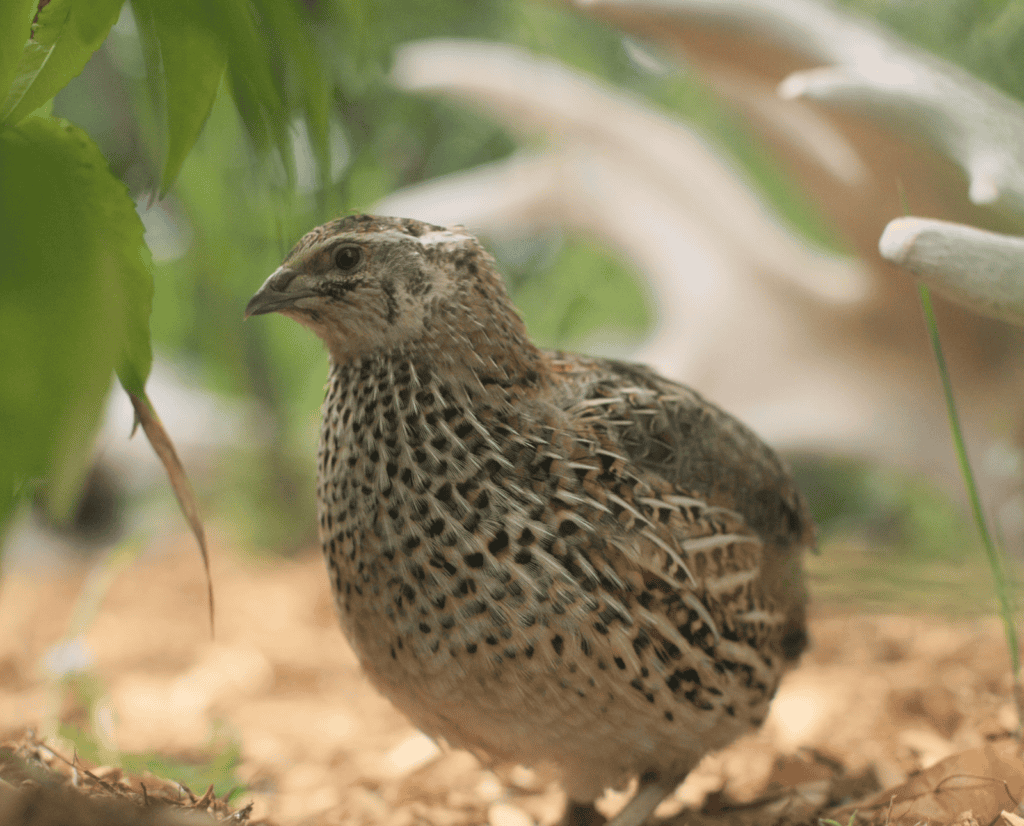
830, 742, 1024, 826
0, 729, 259, 825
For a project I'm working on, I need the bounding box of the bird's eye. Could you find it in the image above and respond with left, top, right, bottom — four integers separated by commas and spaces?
334, 246, 362, 271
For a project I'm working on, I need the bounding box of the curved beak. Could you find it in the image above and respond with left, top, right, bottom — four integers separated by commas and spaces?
245, 266, 319, 318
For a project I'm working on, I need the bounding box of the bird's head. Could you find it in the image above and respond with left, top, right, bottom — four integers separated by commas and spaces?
246, 214, 531, 367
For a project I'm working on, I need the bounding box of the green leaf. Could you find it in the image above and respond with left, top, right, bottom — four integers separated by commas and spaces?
0, 0, 70, 123
0, 117, 152, 525
150, 4, 226, 195
115, 227, 154, 398
0, 0, 35, 101
130, 0, 290, 185
1, 0, 124, 127
211, 0, 287, 164
252, 0, 332, 185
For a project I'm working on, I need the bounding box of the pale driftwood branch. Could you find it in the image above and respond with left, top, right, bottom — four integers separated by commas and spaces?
390, 39, 869, 308
880, 217, 1024, 326
779, 63, 1024, 213
581, 0, 1024, 215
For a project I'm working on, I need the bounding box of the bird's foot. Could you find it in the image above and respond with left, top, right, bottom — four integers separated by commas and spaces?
604, 772, 681, 826
560, 801, 606, 826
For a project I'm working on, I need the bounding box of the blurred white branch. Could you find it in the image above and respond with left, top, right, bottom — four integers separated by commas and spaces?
880, 217, 1024, 326
584, 0, 1024, 215
780, 60, 1024, 213
391, 39, 867, 308
583, 0, 1024, 331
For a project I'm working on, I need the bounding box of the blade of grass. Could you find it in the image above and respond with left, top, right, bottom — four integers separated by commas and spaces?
917, 283, 1022, 732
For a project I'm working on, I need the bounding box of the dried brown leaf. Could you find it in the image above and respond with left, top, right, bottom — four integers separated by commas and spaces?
194, 784, 215, 811
128, 391, 215, 636
0, 731, 257, 825
830, 744, 1024, 826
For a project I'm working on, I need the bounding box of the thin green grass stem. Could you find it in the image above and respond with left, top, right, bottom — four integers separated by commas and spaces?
917, 284, 1022, 732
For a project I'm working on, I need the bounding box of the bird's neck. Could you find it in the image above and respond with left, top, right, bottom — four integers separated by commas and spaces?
427, 288, 548, 394
327, 335, 548, 417
328, 301, 548, 407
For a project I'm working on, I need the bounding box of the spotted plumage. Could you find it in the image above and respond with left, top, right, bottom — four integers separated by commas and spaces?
246, 215, 813, 826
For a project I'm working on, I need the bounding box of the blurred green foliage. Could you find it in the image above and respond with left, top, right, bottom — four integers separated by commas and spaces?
795, 456, 1024, 615
793, 457, 977, 561
59, 709, 244, 801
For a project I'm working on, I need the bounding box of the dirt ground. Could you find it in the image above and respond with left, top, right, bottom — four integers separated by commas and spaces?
0, 533, 1022, 825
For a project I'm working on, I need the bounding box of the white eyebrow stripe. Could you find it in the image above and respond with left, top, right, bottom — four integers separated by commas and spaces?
417, 228, 470, 246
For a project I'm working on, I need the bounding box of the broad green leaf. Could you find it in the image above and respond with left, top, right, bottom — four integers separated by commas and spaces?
1, 0, 124, 127
1, 0, 70, 123
115, 221, 154, 398
152, 4, 226, 195
130, 0, 289, 184
211, 0, 287, 164
0, 117, 152, 524
253, 0, 332, 186
0, 0, 35, 101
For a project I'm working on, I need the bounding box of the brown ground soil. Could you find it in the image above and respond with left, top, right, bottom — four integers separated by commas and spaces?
0, 534, 1021, 825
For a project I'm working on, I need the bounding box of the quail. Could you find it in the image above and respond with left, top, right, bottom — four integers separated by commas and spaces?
246, 215, 813, 826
